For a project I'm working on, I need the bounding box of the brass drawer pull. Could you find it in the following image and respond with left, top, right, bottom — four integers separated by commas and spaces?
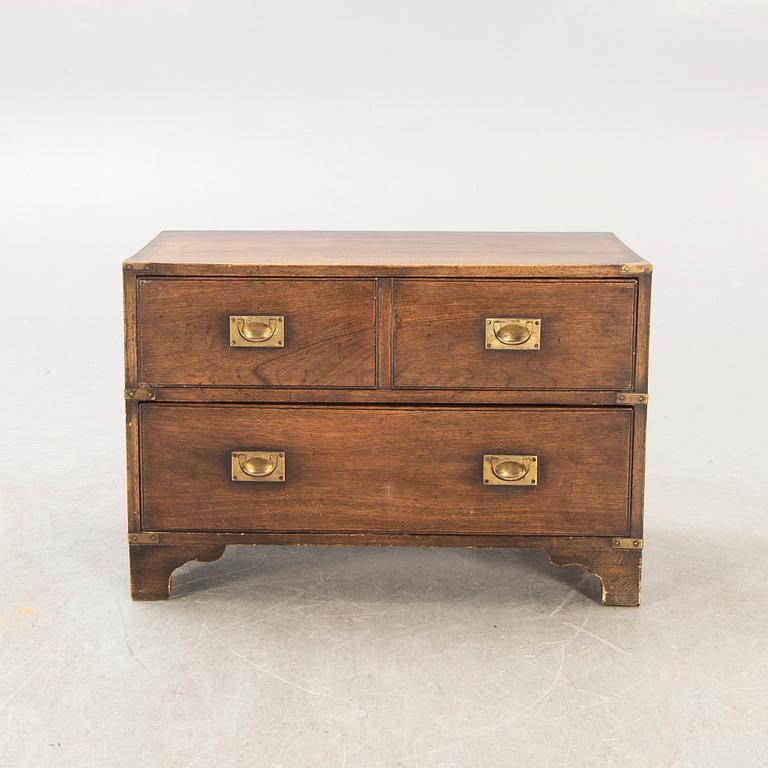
483, 454, 537, 485
485, 318, 540, 350
238, 318, 276, 342
231, 451, 285, 482
229, 315, 285, 347
495, 321, 531, 345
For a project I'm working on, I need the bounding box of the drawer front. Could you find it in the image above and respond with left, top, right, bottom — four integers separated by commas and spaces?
140, 405, 631, 535
137, 278, 376, 387
393, 279, 636, 390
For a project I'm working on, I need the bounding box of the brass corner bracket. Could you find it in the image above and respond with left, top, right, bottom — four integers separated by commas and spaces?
616, 393, 648, 405
125, 388, 155, 401
124, 262, 155, 272
619, 263, 652, 275
611, 538, 644, 550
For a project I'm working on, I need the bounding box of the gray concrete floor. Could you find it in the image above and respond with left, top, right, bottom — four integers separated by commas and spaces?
2, 341, 767, 767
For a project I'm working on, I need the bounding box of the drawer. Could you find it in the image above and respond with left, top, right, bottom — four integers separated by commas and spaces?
393, 279, 636, 390
140, 405, 632, 535
137, 278, 376, 387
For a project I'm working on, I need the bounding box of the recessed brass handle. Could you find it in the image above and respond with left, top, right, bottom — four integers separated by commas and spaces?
483, 454, 538, 485
231, 451, 285, 482
492, 458, 529, 481
485, 318, 541, 350
240, 454, 277, 476
238, 318, 276, 342
229, 315, 285, 347
494, 321, 531, 345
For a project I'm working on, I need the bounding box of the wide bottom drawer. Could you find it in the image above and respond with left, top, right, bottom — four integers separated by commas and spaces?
140, 405, 632, 535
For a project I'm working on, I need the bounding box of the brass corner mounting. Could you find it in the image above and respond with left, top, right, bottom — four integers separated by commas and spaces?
619, 263, 652, 275
123, 262, 155, 272
611, 538, 644, 550
125, 388, 155, 401
616, 393, 648, 405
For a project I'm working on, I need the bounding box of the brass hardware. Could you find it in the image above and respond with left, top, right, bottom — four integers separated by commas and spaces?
123, 262, 154, 271
229, 315, 285, 347
619, 263, 652, 274
125, 388, 155, 401
611, 537, 644, 550
128, 533, 160, 544
485, 318, 541, 350
616, 393, 648, 405
231, 451, 285, 482
483, 455, 538, 486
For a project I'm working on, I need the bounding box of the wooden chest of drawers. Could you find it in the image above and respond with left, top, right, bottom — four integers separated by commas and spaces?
124, 232, 651, 605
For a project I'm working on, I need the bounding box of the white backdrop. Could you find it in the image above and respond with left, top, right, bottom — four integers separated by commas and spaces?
2, 1, 767, 524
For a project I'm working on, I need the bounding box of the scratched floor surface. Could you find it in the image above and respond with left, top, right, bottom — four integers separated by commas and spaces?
1, 334, 767, 768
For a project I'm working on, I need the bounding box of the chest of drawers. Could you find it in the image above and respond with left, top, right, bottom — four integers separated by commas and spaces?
124, 232, 651, 605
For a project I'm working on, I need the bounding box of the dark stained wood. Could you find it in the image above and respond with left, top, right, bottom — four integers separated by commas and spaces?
546, 540, 641, 606
125, 401, 141, 533
394, 279, 636, 390
140, 405, 632, 536
635, 271, 652, 392
129, 531, 623, 547
124, 231, 650, 278
626, 272, 651, 539
629, 404, 647, 538
128, 534, 639, 605
375, 278, 394, 388
125, 231, 651, 605
129, 544, 226, 600
124, 270, 142, 532
137, 278, 376, 387
123, 269, 139, 387
135, 387, 627, 405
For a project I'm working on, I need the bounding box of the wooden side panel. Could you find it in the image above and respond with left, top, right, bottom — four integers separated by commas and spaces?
629, 405, 647, 538
137, 278, 376, 387
630, 273, 651, 537
123, 269, 138, 387
140, 405, 632, 536
393, 279, 637, 390
124, 270, 141, 532
125, 401, 141, 533
634, 273, 652, 392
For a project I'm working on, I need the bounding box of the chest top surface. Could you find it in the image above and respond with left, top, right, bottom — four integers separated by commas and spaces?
124, 231, 650, 277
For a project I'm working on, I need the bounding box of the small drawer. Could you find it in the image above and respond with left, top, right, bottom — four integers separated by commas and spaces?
137, 278, 376, 387
140, 404, 632, 536
393, 279, 636, 390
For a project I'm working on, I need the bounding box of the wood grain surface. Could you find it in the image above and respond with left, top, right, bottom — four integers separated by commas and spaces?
393, 279, 636, 390
140, 405, 632, 536
137, 278, 376, 387
124, 231, 650, 278
129, 544, 226, 600
133, 386, 632, 406
124, 232, 650, 605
